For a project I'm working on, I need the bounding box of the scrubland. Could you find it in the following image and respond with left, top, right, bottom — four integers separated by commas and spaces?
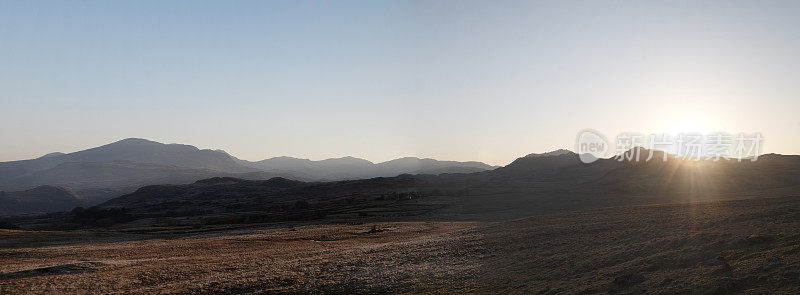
2, 195, 800, 294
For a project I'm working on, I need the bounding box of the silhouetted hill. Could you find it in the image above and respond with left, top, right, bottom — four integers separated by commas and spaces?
376, 157, 495, 176
100, 177, 311, 210
0, 186, 84, 215
59, 149, 800, 227
486, 150, 621, 185
591, 152, 800, 198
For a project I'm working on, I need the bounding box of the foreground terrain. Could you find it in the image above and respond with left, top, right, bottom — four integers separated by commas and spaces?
2, 195, 800, 294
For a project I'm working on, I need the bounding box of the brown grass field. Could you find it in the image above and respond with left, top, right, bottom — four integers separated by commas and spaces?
2, 195, 800, 294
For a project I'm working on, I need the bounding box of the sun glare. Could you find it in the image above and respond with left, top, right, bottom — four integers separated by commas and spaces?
664, 115, 716, 135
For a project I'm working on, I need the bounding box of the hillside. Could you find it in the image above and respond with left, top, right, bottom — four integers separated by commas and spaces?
0, 186, 85, 215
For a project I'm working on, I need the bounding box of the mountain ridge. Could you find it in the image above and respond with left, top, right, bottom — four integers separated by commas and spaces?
0, 139, 500, 215
74, 149, 800, 228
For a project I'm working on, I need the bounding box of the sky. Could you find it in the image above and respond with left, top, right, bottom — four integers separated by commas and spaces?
1, 0, 799, 166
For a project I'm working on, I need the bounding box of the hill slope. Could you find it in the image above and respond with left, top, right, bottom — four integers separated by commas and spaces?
239, 156, 497, 180
0, 186, 84, 215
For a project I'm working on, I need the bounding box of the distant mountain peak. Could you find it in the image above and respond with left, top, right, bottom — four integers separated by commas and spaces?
114, 138, 207, 151
525, 149, 575, 158
396, 156, 419, 160
113, 138, 160, 145
0, 138, 256, 191
323, 156, 373, 162
266, 156, 306, 160
37, 152, 65, 159
194, 177, 245, 185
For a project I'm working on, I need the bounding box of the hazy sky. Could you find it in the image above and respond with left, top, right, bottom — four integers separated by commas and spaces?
2, 0, 799, 165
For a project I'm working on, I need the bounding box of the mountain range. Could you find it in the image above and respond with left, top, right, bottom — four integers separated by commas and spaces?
237, 155, 496, 180
0, 138, 497, 215
64, 147, 798, 228
5, 139, 799, 220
